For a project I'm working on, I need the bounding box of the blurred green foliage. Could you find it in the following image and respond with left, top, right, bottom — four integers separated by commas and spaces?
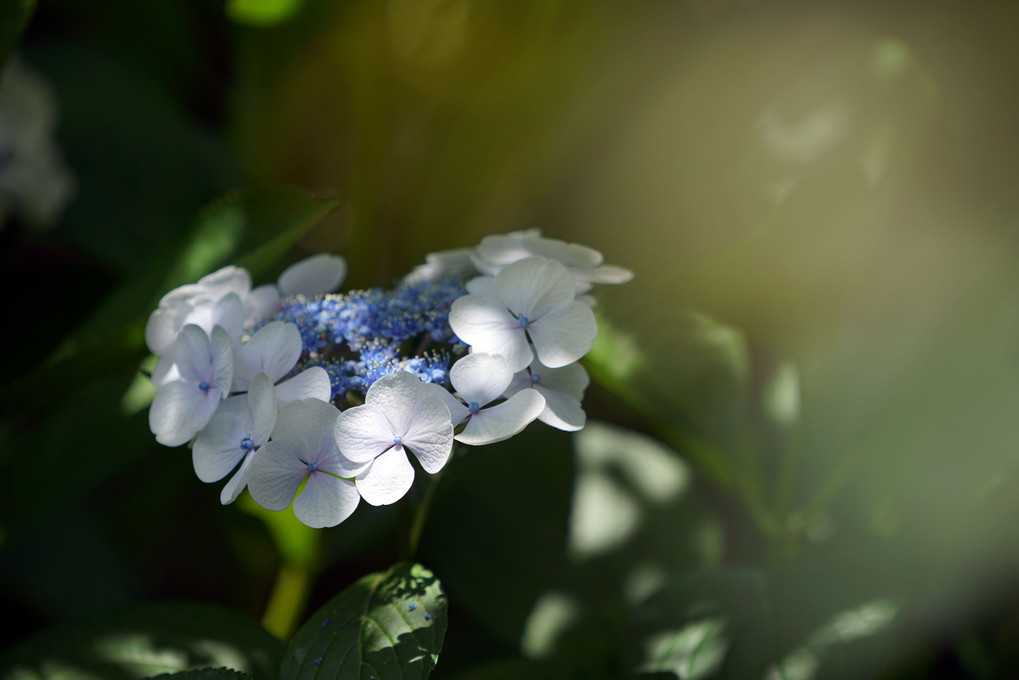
3, 0, 1019, 678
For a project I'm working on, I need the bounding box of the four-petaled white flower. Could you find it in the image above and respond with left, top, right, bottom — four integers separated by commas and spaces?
431, 353, 546, 446
505, 359, 590, 432
449, 256, 598, 371
149, 324, 234, 446
192, 371, 277, 504
145, 266, 251, 356
472, 232, 633, 294
247, 398, 361, 528
333, 372, 453, 506
230, 320, 331, 406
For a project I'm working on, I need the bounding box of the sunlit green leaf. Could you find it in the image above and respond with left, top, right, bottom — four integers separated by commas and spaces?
282, 562, 448, 680
151, 670, 254, 680
227, 0, 305, 27
0, 603, 284, 680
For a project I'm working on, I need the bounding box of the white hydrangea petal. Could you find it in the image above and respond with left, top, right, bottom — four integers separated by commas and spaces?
293, 472, 360, 527
197, 265, 252, 299
455, 389, 545, 446
246, 439, 307, 511
173, 324, 212, 383
502, 369, 533, 399
151, 348, 180, 388
157, 283, 205, 309
233, 321, 301, 390
246, 284, 282, 324
402, 395, 455, 474
449, 295, 532, 370
450, 353, 513, 406
536, 386, 586, 431
333, 403, 399, 464
424, 382, 470, 425
493, 257, 575, 320
275, 367, 331, 407
150, 381, 217, 446
247, 372, 278, 446
575, 264, 634, 285
278, 253, 347, 297
465, 276, 495, 295
145, 302, 190, 354
365, 371, 427, 436
185, 293, 245, 341
355, 447, 415, 506
272, 399, 340, 459
220, 449, 256, 505
192, 396, 249, 482
519, 235, 604, 268
527, 302, 597, 368
209, 326, 235, 395
535, 360, 590, 400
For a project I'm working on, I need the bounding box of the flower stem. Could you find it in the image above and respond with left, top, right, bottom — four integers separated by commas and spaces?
261, 562, 313, 640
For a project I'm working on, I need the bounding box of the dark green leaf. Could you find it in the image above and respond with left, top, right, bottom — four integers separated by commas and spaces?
150, 670, 254, 680
0, 603, 284, 680
282, 562, 448, 680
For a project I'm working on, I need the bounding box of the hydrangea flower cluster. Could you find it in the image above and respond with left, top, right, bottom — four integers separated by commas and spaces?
145, 231, 632, 527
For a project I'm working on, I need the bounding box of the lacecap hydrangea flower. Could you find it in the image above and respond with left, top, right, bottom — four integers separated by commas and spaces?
144, 231, 631, 527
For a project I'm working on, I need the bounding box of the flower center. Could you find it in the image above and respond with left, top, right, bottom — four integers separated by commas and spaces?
467, 401, 481, 413
306, 460, 318, 473
240, 437, 254, 451
515, 313, 529, 328
393, 434, 402, 445
198, 380, 209, 391
530, 373, 540, 384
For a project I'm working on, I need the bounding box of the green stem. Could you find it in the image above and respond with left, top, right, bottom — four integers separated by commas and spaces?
261, 563, 313, 640
408, 466, 445, 558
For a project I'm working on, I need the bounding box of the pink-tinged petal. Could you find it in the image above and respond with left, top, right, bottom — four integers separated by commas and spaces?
402, 395, 455, 474
364, 371, 426, 435
275, 367, 331, 407
192, 396, 248, 482
456, 389, 545, 446
535, 386, 586, 431
246, 284, 282, 324
278, 253, 347, 297
150, 380, 217, 446
534, 360, 589, 400
465, 276, 495, 295
272, 399, 340, 460
333, 403, 397, 464
527, 302, 597, 368
198, 265, 252, 299
293, 472, 360, 527
232, 321, 301, 390
449, 353, 513, 406
423, 382, 469, 426
355, 447, 415, 506
220, 449, 256, 505
209, 326, 235, 395
173, 325, 212, 383
493, 256, 576, 320
246, 439, 307, 511
247, 372, 278, 446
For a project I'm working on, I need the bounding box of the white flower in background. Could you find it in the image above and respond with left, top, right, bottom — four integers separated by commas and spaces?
333, 372, 453, 506
149, 325, 234, 446
145, 266, 251, 355
192, 372, 277, 504
472, 232, 633, 294
146, 254, 347, 358
505, 359, 590, 432
247, 399, 361, 528
449, 256, 598, 371
404, 246, 477, 284
0, 58, 74, 229
431, 353, 545, 446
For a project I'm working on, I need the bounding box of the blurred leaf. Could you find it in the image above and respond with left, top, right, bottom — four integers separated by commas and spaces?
424, 429, 574, 646
0, 0, 34, 68
282, 562, 447, 680
227, 0, 305, 27
152, 671, 253, 680
0, 603, 284, 680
